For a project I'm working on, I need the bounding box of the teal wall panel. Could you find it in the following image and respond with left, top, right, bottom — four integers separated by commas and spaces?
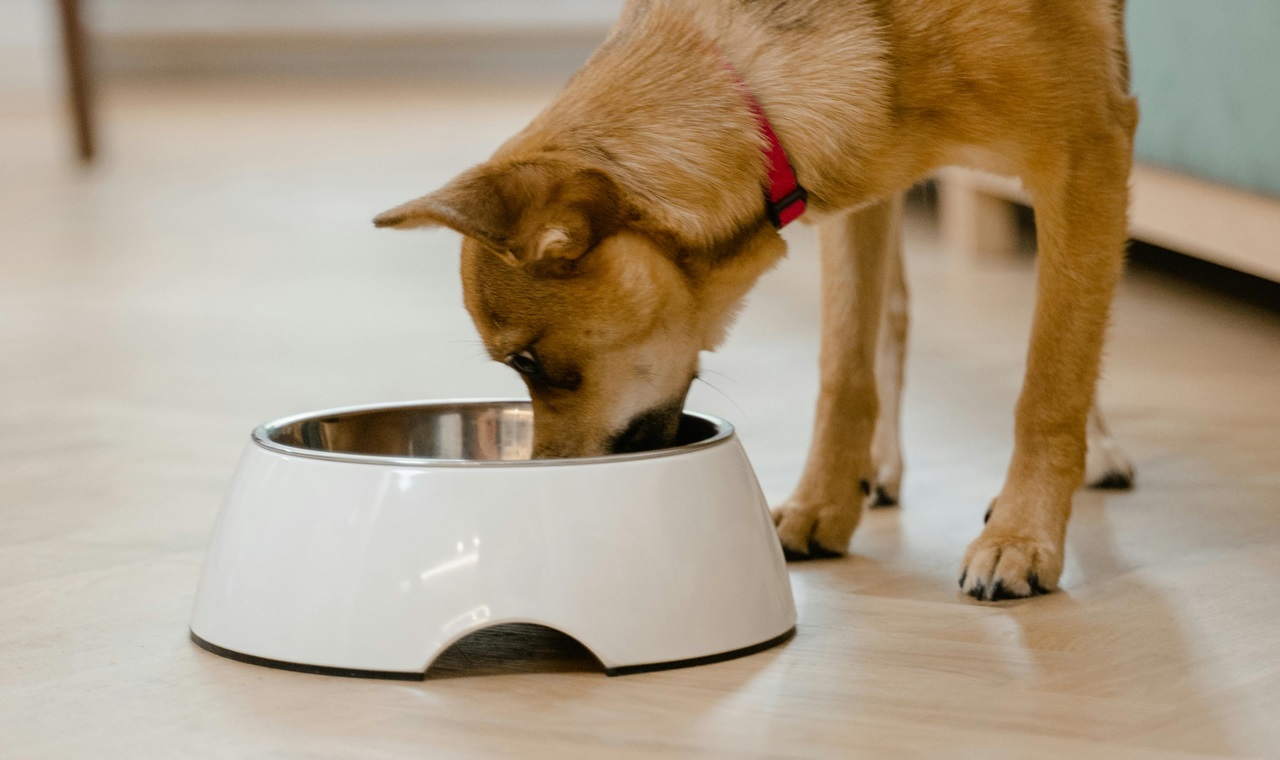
1126, 0, 1280, 198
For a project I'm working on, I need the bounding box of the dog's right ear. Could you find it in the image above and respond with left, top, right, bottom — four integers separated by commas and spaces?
373, 158, 627, 269
608, 0, 655, 40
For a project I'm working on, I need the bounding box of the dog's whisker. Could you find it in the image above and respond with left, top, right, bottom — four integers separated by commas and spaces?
693, 376, 752, 427
697, 368, 738, 384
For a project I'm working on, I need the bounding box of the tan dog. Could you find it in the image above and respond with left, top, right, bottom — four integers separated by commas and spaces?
375, 0, 1139, 601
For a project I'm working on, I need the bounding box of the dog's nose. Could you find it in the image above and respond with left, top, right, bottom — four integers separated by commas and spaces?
608, 400, 684, 455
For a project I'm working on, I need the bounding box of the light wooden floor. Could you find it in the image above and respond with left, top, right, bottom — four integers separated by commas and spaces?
3, 78, 1280, 759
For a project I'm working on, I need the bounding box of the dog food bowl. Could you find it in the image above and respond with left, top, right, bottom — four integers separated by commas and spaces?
190, 400, 796, 678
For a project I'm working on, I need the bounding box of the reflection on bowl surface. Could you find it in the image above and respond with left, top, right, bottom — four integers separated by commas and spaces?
255, 400, 730, 466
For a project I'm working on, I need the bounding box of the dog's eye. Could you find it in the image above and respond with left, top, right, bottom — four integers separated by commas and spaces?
505, 349, 540, 376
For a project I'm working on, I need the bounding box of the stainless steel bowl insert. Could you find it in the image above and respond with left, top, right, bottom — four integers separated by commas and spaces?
253, 400, 733, 467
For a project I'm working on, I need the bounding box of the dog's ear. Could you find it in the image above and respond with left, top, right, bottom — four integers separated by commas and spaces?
373, 158, 627, 268
372, 163, 511, 250
605, 0, 655, 44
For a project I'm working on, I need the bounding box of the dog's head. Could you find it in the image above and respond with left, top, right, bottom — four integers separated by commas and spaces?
375, 154, 784, 457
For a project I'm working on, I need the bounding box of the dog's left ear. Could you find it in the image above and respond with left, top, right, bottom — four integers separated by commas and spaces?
373, 157, 627, 268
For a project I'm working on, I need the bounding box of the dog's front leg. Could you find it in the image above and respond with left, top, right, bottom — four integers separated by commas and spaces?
773, 196, 899, 558
959, 125, 1134, 600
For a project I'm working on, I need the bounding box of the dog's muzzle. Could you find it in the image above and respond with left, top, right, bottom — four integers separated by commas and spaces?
607, 398, 686, 455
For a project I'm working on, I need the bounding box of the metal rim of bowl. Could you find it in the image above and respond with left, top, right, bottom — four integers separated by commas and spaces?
250, 398, 737, 468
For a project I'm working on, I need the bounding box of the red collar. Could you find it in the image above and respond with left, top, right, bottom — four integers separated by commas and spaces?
722, 58, 808, 228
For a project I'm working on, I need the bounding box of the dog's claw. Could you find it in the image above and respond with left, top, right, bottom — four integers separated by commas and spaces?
871, 484, 898, 508
772, 498, 860, 562
964, 573, 1051, 602
782, 543, 843, 562
782, 546, 809, 562
808, 544, 844, 560
1089, 470, 1134, 490
959, 527, 1063, 601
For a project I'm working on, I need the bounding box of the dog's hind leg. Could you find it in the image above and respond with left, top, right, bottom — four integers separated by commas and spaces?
773, 195, 899, 558
1085, 394, 1135, 489
871, 234, 909, 507
958, 116, 1134, 600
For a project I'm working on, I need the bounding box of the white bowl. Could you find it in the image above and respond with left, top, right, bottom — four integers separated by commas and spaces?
190, 400, 796, 678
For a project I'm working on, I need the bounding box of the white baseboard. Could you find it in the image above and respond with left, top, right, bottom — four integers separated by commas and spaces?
936, 165, 1280, 283
1129, 164, 1280, 282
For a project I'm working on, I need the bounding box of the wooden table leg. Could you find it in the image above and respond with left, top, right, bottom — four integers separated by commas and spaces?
57, 0, 96, 163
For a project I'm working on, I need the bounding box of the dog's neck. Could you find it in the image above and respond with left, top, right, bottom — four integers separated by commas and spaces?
492, 1, 902, 257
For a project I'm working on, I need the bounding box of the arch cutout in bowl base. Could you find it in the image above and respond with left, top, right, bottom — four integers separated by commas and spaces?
190, 625, 796, 679
426, 623, 602, 678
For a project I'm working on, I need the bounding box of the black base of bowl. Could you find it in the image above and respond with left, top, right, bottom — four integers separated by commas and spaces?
189, 626, 796, 680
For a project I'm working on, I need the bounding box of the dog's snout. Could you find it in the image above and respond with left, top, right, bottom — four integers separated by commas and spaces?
607, 399, 685, 455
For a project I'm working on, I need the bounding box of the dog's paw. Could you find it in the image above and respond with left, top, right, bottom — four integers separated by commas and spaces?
771, 497, 862, 560
870, 480, 899, 508
871, 449, 903, 508
1085, 433, 1135, 490
1085, 443, 1135, 490
958, 529, 1062, 601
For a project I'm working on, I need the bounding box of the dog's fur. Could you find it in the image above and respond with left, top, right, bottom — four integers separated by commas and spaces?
375, 0, 1139, 601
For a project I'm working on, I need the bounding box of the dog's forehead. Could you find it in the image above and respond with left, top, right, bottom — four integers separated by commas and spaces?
459, 234, 671, 360
461, 246, 586, 350
467, 250, 560, 323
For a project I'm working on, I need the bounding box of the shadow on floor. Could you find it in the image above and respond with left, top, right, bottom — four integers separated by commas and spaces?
1126, 241, 1280, 318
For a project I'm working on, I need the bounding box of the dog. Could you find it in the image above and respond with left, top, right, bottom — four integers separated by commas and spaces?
374, 0, 1139, 601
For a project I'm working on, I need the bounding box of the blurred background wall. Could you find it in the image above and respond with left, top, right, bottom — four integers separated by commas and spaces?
0, 0, 58, 100
1127, 0, 1280, 200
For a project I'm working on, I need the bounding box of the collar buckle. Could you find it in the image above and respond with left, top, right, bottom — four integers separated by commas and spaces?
720, 53, 809, 229
765, 184, 809, 229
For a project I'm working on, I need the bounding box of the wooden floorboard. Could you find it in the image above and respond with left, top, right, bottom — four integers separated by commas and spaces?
2, 78, 1279, 758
